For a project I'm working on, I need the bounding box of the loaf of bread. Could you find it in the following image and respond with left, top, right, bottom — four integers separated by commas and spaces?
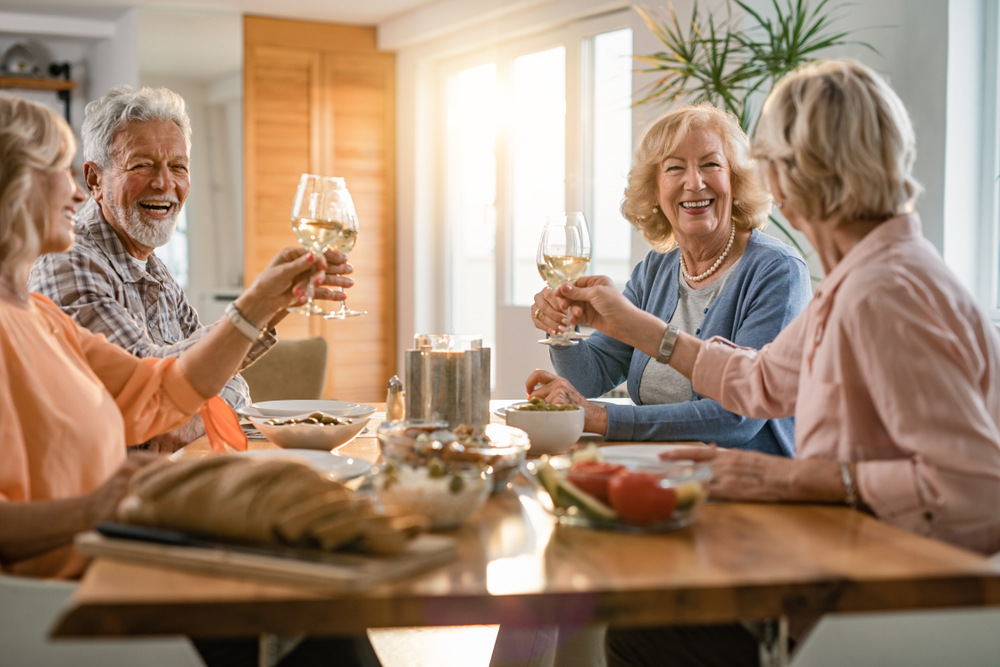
117, 456, 422, 555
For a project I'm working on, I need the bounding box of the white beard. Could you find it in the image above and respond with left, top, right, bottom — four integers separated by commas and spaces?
105, 189, 179, 249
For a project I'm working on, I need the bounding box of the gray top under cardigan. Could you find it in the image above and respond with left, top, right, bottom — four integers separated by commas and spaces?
551, 229, 812, 457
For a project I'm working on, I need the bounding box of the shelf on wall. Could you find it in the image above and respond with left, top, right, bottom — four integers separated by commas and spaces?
0, 75, 76, 92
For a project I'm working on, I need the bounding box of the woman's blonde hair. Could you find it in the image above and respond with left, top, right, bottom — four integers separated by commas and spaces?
621, 104, 771, 250
753, 59, 922, 225
0, 94, 76, 281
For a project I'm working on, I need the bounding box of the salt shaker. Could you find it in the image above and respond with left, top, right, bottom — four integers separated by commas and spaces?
386, 375, 405, 421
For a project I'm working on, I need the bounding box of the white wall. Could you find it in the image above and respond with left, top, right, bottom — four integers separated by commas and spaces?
0, 9, 138, 175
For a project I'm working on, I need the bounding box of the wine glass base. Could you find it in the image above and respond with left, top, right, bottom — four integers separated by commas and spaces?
538, 337, 579, 347
324, 308, 367, 320
287, 302, 332, 316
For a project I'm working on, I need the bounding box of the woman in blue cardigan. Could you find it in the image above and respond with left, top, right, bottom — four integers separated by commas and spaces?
529, 104, 811, 456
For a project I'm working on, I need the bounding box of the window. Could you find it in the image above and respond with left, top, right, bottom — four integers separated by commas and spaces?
439, 14, 634, 396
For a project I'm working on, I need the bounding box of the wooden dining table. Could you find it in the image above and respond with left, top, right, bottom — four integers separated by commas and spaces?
53, 402, 1000, 658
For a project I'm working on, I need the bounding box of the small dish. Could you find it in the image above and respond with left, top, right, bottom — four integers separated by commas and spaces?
250, 406, 375, 450
234, 449, 372, 481
599, 443, 703, 465
377, 421, 529, 493
521, 455, 711, 533
238, 400, 359, 420
504, 405, 584, 455
371, 461, 492, 530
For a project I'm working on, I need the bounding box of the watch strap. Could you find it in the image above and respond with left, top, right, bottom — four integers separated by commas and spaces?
656, 324, 680, 364
225, 302, 263, 341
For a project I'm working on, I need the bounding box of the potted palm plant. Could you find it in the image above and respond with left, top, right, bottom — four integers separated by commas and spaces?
634, 0, 877, 263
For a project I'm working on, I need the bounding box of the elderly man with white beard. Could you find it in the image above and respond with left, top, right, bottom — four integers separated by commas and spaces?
29, 85, 354, 453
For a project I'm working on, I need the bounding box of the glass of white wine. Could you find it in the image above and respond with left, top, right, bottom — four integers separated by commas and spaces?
288, 174, 365, 318
538, 212, 591, 347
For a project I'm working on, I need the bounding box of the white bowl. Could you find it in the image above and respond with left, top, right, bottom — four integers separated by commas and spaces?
238, 400, 359, 419
249, 405, 375, 450
504, 406, 585, 454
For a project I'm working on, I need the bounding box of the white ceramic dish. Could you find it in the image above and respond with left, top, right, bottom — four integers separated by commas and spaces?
599, 444, 699, 465
521, 455, 711, 533
493, 399, 622, 419
237, 400, 359, 420
234, 449, 372, 481
504, 405, 585, 455
249, 406, 375, 450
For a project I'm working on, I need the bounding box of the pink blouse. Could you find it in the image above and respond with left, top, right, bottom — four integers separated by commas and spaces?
693, 214, 1000, 554
0, 295, 206, 578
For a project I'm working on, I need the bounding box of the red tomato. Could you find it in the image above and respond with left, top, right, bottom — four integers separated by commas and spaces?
607, 471, 679, 525
566, 461, 625, 503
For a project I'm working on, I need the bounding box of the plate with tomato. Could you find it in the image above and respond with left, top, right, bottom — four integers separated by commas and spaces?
521, 450, 712, 533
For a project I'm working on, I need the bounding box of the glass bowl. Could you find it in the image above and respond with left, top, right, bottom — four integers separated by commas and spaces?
370, 460, 492, 530
377, 421, 529, 493
521, 455, 712, 533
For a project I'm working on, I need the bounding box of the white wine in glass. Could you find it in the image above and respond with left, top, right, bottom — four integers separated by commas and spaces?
538, 212, 591, 347
288, 174, 345, 316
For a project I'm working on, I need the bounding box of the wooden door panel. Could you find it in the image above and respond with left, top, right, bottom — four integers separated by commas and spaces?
245, 17, 395, 403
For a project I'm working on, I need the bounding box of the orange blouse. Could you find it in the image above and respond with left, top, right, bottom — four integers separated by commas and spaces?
0, 294, 207, 578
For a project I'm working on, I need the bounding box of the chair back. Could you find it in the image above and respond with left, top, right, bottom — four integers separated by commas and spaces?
241, 336, 328, 402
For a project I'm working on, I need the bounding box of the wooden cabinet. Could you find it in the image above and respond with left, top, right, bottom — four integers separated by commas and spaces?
244, 16, 396, 402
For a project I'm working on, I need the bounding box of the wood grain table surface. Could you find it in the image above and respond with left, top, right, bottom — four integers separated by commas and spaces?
53, 403, 1000, 639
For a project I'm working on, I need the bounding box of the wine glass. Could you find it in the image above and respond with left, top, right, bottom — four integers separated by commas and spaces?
286, 174, 364, 318
320, 180, 365, 320
537, 212, 591, 347
288, 174, 338, 316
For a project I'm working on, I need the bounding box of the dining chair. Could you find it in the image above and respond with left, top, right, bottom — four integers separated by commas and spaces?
240, 336, 328, 402
0, 573, 203, 666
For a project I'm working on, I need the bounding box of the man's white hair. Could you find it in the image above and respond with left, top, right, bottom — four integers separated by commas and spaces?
82, 85, 192, 169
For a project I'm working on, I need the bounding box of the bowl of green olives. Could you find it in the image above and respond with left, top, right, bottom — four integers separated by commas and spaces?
504, 398, 585, 455
249, 405, 375, 450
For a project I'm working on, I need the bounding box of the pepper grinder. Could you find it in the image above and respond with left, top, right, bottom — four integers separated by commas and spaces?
386, 375, 405, 421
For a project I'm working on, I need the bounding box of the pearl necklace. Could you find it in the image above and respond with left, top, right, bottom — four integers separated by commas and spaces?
680, 224, 736, 282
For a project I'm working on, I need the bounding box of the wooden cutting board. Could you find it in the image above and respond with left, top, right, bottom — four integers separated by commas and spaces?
75, 531, 456, 592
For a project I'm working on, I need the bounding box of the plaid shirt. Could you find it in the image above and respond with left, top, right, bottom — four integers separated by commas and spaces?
28, 199, 275, 410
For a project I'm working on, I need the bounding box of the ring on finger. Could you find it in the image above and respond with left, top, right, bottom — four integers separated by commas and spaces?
534, 309, 542, 320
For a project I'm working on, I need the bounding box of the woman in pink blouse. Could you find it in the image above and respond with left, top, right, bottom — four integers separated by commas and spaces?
556, 60, 1000, 666
0, 94, 343, 580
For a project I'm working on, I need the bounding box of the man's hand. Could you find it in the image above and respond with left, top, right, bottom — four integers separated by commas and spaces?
139, 414, 205, 455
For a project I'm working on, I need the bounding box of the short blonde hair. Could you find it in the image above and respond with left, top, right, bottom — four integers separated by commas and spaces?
0, 94, 76, 280
753, 59, 922, 225
621, 104, 771, 250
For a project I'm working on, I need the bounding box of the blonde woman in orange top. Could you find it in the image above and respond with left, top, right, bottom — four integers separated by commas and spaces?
0, 94, 333, 579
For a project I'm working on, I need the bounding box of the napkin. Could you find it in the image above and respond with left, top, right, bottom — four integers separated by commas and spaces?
117, 457, 423, 555
199, 395, 248, 453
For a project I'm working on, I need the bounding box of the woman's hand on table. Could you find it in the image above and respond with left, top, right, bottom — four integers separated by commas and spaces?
531, 287, 568, 336
525, 369, 608, 435
659, 446, 854, 505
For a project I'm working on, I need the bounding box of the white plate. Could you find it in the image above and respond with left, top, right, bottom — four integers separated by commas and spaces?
238, 400, 360, 419
599, 443, 699, 464
234, 449, 372, 481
